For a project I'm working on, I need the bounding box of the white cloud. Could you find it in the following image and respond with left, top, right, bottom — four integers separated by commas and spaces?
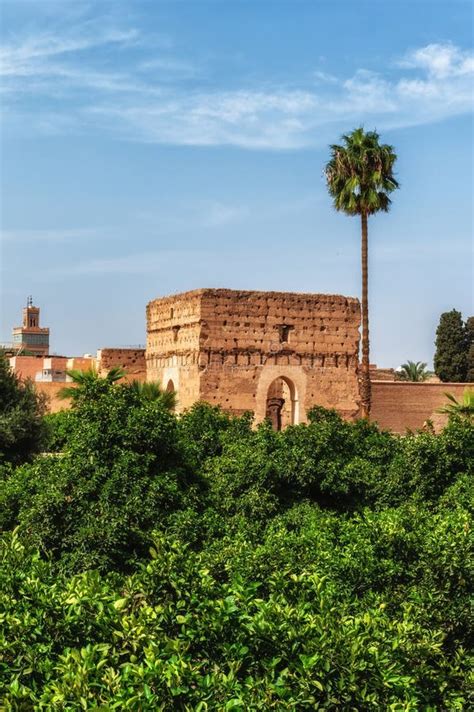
1, 26, 473, 150
400, 43, 474, 78
0, 28, 138, 77
313, 70, 339, 84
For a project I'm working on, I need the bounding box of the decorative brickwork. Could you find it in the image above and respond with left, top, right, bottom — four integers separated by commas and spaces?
146, 289, 361, 426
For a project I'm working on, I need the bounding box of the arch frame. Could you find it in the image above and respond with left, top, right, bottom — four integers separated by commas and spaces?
255, 366, 307, 427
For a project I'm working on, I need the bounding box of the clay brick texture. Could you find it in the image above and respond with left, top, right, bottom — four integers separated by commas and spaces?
97, 348, 146, 382
146, 288, 361, 425
371, 381, 472, 433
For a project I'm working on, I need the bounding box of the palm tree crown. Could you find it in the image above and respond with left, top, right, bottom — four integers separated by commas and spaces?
124, 380, 177, 410
325, 127, 399, 215
397, 361, 432, 382
59, 367, 125, 402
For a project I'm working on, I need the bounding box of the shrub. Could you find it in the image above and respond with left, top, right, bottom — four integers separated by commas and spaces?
0, 353, 46, 465
1, 383, 202, 572
1, 389, 472, 708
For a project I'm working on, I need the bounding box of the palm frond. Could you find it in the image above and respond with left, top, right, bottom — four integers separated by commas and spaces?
123, 380, 177, 410
325, 127, 399, 217
437, 389, 474, 419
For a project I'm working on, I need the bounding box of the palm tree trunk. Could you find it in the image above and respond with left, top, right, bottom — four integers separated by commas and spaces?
360, 211, 371, 417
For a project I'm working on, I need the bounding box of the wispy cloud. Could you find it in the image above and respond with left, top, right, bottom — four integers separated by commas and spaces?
1, 15, 472, 150
0, 227, 109, 243
0, 28, 139, 77
399, 42, 474, 78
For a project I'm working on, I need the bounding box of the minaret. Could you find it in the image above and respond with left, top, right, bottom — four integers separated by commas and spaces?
12, 297, 50, 355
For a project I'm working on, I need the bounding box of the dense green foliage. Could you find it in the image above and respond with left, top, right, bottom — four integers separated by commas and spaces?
434, 310, 471, 383
0, 353, 46, 465
1, 385, 200, 573
58, 366, 125, 402
1, 376, 473, 709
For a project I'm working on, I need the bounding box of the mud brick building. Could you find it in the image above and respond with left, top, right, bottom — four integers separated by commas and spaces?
146, 288, 361, 427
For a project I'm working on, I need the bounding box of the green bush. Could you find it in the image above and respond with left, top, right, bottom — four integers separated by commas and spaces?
42, 409, 75, 452
1, 522, 471, 710
1, 383, 202, 572
0, 352, 46, 465
0, 385, 472, 708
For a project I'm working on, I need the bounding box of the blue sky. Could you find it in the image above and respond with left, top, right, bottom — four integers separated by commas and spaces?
1, 0, 472, 366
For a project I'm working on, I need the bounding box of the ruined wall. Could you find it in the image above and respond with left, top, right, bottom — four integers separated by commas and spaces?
97, 348, 146, 381
146, 291, 203, 410
369, 367, 396, 381
146, 288, 360, 421
371, 381, 472, 433
199, 290, 360, 421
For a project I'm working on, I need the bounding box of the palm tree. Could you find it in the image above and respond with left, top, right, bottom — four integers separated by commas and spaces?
397, 361, 432, 382
124, 380, 177, 411
325, 128, 399, 417
437, 389, 474, 420
58, 366, 125, 402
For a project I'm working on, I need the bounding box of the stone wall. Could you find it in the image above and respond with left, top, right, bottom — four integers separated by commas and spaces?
97, 348, 146, 381
9, 355, 46, 381
369, 366, 396, 381
371, 381, 472, 433
146, 288, 361, 423
35, 382, 71, 413
10, 355, 95, 382
146, 290, 204, 410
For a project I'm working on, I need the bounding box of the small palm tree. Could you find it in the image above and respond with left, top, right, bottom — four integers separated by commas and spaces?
325, 127, 399, 417
124, 380, 177, 411
437, 390, 474, 420
59, 366, 125, 402
397, 361, 432, 382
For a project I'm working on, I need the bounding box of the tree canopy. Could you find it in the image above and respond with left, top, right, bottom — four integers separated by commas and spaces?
397, 360, 432, 382
434, 310, 468, 382
1, 365, 473, 708
325, 127, 399, 216
0, 352, 46, 465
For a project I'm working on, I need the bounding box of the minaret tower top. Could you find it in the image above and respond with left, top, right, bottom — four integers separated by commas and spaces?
12, 298, 50, 355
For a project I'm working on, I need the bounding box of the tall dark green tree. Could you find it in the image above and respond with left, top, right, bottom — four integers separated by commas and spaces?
0, 352, 46, 464
325, 128, 399, 417
465, 316, 474, 382
434, 310, 467, 382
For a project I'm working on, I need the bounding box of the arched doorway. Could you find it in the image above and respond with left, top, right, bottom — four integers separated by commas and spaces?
165, 379, 176, 411
265, 376, 298, 431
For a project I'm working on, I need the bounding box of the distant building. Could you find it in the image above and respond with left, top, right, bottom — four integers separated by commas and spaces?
12, 297, 50, 356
